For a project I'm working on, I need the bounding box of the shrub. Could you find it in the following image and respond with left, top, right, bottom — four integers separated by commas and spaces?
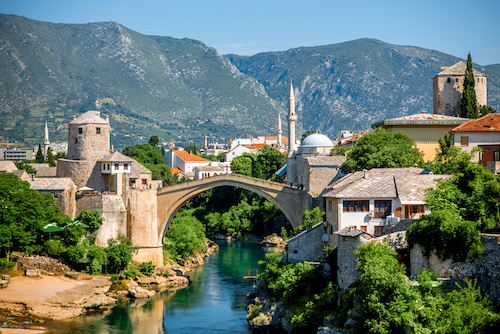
164, 215, 206, 259
106, 239, 133, 274
246, 304, 262, 320
44, 239, 66, 257
139, 261, 155, 276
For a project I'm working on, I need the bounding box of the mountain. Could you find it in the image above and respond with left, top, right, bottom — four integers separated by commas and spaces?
0, 15, 284, 150
226, 39, 500, 137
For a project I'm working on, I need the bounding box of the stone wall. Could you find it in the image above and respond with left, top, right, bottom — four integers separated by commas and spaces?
286, 222, 328, 262
410, 234, 500, 301
77, 195, 128, 247
68, 121, 110, 161
57, 159, 107, 190
336, 229, 374, 290
126, 188, 163, 266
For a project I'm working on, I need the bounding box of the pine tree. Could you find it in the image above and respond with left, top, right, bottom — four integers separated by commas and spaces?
460, 53, 478, 119
35, 143, 45, 163
46, 147, 56, 167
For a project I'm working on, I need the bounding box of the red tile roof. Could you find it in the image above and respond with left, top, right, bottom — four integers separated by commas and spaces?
253, 143, 265, 149
452, 113, 500, 132
174, 150, 209, 162
170, 167, 182, 175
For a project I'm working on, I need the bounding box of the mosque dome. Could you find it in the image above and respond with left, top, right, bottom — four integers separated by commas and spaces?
300, 133, 333, 147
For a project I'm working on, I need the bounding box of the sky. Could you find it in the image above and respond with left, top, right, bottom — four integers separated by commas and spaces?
1, 0, 499, 65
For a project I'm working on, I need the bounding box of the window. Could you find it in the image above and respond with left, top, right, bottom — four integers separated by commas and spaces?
75, 138, 78, 144
479, 151, 484, 161
447, 78, 451, 83
495, 151, 500, 161
96, 127, 101, 134
78, 128, 83, 134
456, 78, 459, 83
374, 226, 385, 236
405, 205, 425, 219
328, 200, 332, 212
124, 163, 128, 170
374, 200, 392, 218
460, 136, 469, 146
115, 163, 119, 169
360, 226, 367, 232
343, 200, 369, 212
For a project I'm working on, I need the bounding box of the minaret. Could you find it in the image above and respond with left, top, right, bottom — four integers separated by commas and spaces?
287, 80, 297, 154
43, 122, 50, 160
277, 112, 282, 147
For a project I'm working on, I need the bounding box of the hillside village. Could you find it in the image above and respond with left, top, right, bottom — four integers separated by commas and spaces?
1, 49, 500, 332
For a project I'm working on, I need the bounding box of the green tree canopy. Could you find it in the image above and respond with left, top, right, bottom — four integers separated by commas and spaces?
479, 105, 496, 118
122, 143, 164, 165
230, 145, 286, 180
341, 128, 423, 173
148, 135, 159, 147
0, 173, 71, 259
461, 53, 478, 119
46, 147, 56, 167
184, 145, 201, 156
35, 143, 45, 163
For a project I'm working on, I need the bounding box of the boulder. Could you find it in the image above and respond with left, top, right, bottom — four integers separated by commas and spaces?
128, 286, 156, 299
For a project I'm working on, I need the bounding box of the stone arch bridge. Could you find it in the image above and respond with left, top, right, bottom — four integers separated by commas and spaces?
131, 174, 311, 265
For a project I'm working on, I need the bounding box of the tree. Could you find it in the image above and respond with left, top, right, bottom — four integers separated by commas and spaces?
301, 130, 317, 141
122, 143, 163, 165
231, 146, 286, 180
184, 145, 201, 156
148, 135, 159, 147
342, 128, 423, 173
46, 147, 56, 167
14, 161, 36, 174
54, 152, 67, 159
330, 146, 351, 156
77, 209, 103, 233
231, 153, 256, 177
35, 143, 45, 163
147, 164, 178, 186
461, 53, 478, 119
479, 105, 496, 118
0, 173, 71, 259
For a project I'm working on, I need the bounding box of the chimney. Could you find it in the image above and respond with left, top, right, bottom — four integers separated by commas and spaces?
363, 169, 368, 179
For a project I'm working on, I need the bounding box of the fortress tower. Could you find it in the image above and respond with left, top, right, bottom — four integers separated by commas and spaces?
67, 111, 111, 160
433, 61, 487, 116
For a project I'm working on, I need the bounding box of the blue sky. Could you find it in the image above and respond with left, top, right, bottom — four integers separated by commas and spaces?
1, 0, 499, 65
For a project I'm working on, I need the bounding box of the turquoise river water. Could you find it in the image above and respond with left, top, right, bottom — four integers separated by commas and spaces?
46, 240, 281, 334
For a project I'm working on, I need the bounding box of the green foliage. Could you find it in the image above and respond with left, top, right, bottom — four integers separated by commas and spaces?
461, 53, 478, 119
0, 173, 71, 259
0, 258, 16, 273
345, 242, 500, 333
77, 209, 103, 233
148, 135, 159, 147
106, 239, 134, 274
139, 261, 156, 276
246, 303, 262, 320
44, 239, 66, 257
46, 147, 56, 167
302, 207, 324, 225
479, 105, 496, 117
14, 161, 37, 174
231, 145, 286, 180
146, 163, 178, 186
342, 127, 423, 173
409, 158, 500, 262
35, 143, 44, 163
122, 143, 164, 165
184, 145, 201, 156
330, 146, 352, 156
164, 214, 206, 259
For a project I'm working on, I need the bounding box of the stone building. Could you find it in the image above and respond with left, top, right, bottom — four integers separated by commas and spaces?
433, 61, 487, 116
28, 177, 77, 218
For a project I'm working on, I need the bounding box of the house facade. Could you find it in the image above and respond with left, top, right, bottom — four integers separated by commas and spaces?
451, 113, 500, 174
324, 168, 448, 237
165, 150, 211, 173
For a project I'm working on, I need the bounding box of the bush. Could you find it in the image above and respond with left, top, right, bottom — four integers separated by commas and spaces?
139, 261, 155, 276
44, 239, 66, 257
106, 239, 134, 274
164, 215, 206, 259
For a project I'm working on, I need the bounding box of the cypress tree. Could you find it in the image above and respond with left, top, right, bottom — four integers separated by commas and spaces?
460, 53, 478, 119
35, 143, 45, 163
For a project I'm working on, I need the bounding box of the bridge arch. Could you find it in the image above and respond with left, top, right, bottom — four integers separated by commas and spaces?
156, 174, 311, 245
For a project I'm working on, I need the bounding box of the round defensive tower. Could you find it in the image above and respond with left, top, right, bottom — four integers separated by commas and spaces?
67, 110, 111, 161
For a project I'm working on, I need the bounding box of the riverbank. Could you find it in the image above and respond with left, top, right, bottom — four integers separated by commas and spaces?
0, 240, 219, 333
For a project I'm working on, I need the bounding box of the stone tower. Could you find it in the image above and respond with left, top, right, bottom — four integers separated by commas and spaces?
67, 111, 111, 161
277, 112, 282, 147
288, 80, 297, 155
433, 61, 487, 116
43, 122, 50, 160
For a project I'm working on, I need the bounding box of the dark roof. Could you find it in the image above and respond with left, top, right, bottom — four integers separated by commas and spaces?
98, 151, 134, 163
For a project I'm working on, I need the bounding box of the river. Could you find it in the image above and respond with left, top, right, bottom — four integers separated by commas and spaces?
46, 240, 281, 334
